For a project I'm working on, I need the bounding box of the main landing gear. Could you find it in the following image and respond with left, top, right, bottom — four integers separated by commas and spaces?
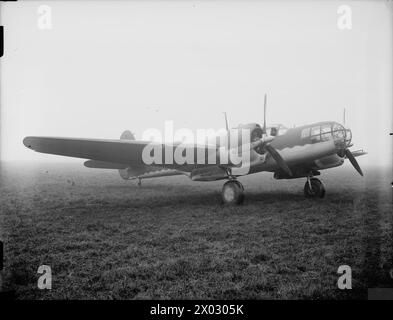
304, 177, 326, 198
221, 176, 326, 205
221, 180, 244, 205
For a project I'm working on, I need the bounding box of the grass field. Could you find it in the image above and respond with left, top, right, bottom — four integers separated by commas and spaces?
0, 161, 392, 299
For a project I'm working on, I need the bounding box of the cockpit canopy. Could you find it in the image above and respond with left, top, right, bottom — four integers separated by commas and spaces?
300, 122, 352, 146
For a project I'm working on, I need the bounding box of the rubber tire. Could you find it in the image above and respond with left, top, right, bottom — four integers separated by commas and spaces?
222, 180, 245, 205
304, 178, 326, 198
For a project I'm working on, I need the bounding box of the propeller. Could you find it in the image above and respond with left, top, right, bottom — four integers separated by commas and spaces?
345, 149, 363, 176
255, 93, 293, 177
265, 144, 292, 177
341, 108, 363, 176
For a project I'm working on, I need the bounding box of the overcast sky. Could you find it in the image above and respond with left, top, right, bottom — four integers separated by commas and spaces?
1, 1, 392, 168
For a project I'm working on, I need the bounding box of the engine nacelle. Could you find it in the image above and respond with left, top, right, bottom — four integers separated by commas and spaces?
314, 154, 344, 170
190, 166, 228, 181
119, 168, 134, 180
274, 169, 320, 180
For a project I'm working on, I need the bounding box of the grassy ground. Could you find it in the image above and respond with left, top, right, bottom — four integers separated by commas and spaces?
0, 161, 392, 299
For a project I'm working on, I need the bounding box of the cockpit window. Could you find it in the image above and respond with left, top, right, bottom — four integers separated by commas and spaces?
333, 123, 343, 131
302, 123, 348, 144
320, 124, 333, 141
321, 124, 331, 134
333, 125, 345, 140
310, 127, 321, 142
267, 125, 288, 137
311, 126, 320, 136
270, 127, 278, 136
321, 133, 332, 141
301, 127, 310, 138
345, 129, 352, 143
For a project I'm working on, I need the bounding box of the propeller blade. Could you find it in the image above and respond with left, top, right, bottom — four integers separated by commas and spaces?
345, 149, 363, 176
262, 94, 267, 134
265, 144, 292, 177
222, 112, 230, 149
223, 112, 229, 132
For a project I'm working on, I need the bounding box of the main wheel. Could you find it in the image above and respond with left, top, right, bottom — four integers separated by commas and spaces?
304, 178, 326, 198
222, 180, 244, 205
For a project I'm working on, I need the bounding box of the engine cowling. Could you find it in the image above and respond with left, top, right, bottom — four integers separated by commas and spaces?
119, 168, 133, 180
190, 166, 228, 181
274, 169, 320, 180
236, 123, 264, 154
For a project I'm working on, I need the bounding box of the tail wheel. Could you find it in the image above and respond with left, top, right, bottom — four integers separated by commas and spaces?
304, 178, 326, 198
222, 180, 244, 205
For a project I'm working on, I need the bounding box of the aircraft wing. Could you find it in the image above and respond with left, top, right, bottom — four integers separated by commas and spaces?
23, 136, 220, 172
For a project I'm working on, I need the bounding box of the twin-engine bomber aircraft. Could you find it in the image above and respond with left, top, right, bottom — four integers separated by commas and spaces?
23, 95, 366, 205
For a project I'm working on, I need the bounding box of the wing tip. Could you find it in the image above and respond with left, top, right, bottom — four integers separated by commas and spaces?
23, 136, 33, 149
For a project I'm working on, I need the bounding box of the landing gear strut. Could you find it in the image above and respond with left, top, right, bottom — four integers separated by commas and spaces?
304, 177, 326, 198
222, 180, 244, 205
137, 177, 142, 187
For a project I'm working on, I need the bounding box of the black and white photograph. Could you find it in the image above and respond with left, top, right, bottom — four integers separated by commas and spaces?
0, 0, 392, 306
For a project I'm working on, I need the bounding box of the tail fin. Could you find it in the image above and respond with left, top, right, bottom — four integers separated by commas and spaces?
120, 130, 135, 140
